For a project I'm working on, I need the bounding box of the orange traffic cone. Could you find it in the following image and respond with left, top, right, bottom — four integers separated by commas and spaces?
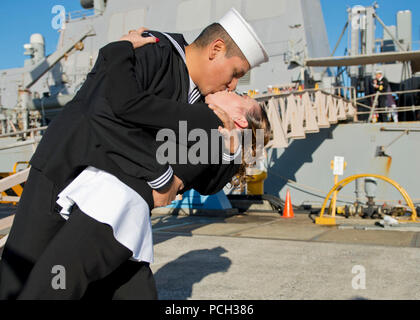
282, 189, 294, 218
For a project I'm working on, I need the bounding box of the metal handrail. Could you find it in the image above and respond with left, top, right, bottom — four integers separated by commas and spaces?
0, 126, 46, 151
66, 9, 95, 22
356, 89, 420, 101
254, 86, 356, 104
0, 138, 41, 151
0, 126, 47, 139
357, 106, 420, 115
355, 89, 420, 111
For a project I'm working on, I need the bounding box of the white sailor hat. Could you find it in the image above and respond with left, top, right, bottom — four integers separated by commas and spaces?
375, 70, 383, 74
218, 8, 269, 68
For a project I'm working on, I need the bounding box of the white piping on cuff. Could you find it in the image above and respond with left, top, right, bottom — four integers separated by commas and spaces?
147, 166, 173, 189
222, 144, 242, 162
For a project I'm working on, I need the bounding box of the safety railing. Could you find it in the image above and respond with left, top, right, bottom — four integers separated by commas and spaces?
255, 86, 419, 129
353, 88, 420, 122
0, 168, 30, 203
254, 86, 357, 104
0, 126, 47, 151
356, 89, 420, 102
256, 87, 357, 149
66, 9, 95, 22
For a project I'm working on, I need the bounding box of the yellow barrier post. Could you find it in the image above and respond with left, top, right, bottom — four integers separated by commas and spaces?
316, 174, 419, 226
329, 157, 347, 218
246, 168, 267, 195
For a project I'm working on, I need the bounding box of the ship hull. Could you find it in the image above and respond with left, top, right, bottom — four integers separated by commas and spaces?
265, 121, 420, 207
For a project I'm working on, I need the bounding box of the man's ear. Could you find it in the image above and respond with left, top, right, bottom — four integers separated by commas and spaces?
233, 116, 248, 129
208, 39, 226, 60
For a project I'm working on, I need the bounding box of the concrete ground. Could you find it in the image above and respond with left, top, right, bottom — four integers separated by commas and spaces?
1, 205, 419, 300
150, 212, 420, 300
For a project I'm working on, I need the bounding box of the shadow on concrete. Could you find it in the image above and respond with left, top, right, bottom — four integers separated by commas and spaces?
151, 213, 228, 245
352, 296, 370, 300
154, 246, 231, 300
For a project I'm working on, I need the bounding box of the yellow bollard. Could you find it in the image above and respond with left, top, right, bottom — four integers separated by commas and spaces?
246, 169, 267, 195
316, 157, 346, 225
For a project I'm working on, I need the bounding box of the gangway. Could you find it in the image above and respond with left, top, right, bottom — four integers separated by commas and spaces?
255, 87, 357, 149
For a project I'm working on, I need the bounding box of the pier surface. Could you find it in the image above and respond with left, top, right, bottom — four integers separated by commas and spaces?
1, 206, 420, 300
150, 211, 420, 300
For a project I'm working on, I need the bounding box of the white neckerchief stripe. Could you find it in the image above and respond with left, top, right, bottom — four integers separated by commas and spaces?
190, 87, 199, 98
162, 32, 186, 64
162, 32, 201, 104
189, 88, 200, 104
189, 94, 200, 104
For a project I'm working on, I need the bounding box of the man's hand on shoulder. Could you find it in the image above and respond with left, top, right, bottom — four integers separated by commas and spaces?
119, 27, 159, 49
152, 175, 184, 208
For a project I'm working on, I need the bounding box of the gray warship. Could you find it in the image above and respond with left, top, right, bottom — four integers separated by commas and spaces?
0, 0, 419, 218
